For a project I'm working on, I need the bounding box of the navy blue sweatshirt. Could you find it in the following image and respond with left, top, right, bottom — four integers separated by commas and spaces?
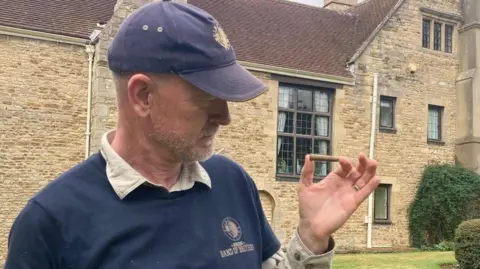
5, 152, 280, 269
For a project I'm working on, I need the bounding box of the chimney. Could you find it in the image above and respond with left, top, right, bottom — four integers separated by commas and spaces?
323, 0, 357, 11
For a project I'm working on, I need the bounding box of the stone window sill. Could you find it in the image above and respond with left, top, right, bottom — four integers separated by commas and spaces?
374, 219, 392, 225
421, 48, 456, 57
379, 127, 397, 134
276, 175, 324, 183
427, 139, 446, 146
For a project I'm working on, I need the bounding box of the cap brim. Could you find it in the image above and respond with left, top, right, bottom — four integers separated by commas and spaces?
180, 62, 268, 102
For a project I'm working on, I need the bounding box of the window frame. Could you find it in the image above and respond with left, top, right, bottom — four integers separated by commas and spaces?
422, 18, 431, 49
433, 21, 442, 51
275, 82, 334, 182
373, 183, 392, 224
378, 95, 397, 133
445, 24, 454, 53
427, 104, 444, 143
421, 14, 456, 54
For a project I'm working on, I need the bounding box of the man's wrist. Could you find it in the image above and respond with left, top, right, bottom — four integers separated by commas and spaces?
297, 222, 330, 254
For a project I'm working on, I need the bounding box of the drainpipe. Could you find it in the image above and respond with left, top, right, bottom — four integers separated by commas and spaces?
84, 44, 95, 159
83, 26, 104, 159
367, 73, 378, 248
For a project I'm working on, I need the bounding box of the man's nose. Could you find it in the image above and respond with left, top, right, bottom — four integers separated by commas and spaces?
208, 99, 231, 126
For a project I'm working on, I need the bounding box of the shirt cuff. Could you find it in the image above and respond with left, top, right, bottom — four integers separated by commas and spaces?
285, 228, 336, 269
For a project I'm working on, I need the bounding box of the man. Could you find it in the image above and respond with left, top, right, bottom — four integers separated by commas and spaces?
4, 1, 380, 268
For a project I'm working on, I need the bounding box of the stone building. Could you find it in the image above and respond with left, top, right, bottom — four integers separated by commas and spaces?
0, 0, 478, 263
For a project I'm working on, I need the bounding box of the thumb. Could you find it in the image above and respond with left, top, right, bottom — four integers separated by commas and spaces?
300, 154, 315, 187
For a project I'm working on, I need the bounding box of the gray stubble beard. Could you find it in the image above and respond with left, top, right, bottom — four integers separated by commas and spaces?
149, 126, 216, 164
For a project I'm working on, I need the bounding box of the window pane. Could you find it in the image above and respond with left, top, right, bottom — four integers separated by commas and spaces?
278, 86, 294, 109
428, 108, 440, 140
277, 136, 294, 174
314, 116, 329, 136
278, 112, 294, 133
314, 140, 329, 177
423, 19, 431, 48
314, 91, 329, 112
276, 84, 334, 180
295, 138, 312, 175
434, 22, 442, 51
374, 185, 388, 220
296, 113, 312, 135
297, 90, 312, 111
445, 25, 453, 53
379, 99, 393, 128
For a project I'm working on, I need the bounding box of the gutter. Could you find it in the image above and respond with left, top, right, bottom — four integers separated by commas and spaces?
366, 73, 379, 248
238, 61, 355, 86
0, 25, 87, 46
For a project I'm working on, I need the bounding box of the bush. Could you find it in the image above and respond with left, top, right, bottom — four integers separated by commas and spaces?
436, 240, 455, 251
455, 219, 480, 269
465, 198, 480, 220
408, 164, 480, 248
419, 240, 455, 252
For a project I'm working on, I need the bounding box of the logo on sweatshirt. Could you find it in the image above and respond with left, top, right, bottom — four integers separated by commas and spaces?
219, 217, 255, 258
222, 217, 242, 241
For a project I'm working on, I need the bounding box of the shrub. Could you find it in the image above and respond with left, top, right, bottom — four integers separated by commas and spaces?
408, 164, 480, 248
465, 198, 480, 220
419, 240, 454, 252
436, 240, 455, 251
455, 219, 480, 269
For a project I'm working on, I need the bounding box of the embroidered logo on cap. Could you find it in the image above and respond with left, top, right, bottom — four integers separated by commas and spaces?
213, 23, 231, 50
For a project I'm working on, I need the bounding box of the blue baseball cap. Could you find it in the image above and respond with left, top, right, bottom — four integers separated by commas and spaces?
107, 0, 267, 102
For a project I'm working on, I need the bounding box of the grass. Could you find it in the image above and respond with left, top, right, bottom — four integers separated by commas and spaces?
332, 251, 457, 269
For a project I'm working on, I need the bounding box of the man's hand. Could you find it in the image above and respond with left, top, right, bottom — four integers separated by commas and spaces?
297, 152, 380, 254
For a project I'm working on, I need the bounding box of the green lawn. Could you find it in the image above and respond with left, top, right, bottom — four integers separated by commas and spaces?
333, 251, 456, 269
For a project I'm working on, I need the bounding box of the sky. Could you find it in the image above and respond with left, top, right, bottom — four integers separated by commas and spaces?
289, 0, 324, 7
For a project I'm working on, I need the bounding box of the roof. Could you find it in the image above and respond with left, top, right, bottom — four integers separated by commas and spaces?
0, 0, 116, 39
189, 0, 400, 79
190, 0, 358, 78
0, 0, 401, 79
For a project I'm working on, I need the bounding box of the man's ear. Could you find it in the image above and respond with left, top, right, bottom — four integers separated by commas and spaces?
127, 74, 155, 117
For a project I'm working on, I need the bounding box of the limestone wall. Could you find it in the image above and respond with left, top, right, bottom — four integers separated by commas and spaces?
0, 35, 89, 264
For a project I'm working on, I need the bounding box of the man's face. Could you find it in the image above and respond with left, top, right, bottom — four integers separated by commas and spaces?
130, 74, 231, 163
